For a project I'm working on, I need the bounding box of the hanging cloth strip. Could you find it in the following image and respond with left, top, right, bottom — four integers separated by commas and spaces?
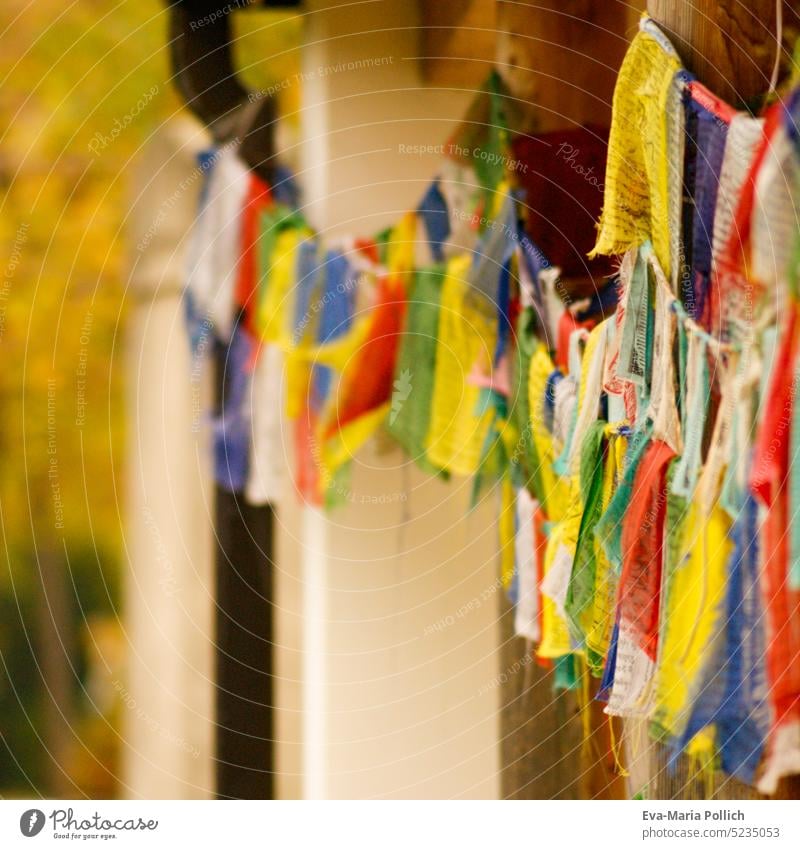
672, 494, 770, 786
319, 273, 407, 478
184, 150, 220, 356
386, 265, 447, 475
425, 255, 498, 476
669, 330, 709, 500
541, 331, 609, 656
306, 214, 416, 481
276, 239, 322, 500
787, 212, 800, 596
602, 253, 631, 396
714, 106, 778, 341
311, 250, 357, 414
564, 319, 611, 477
555, 309, 597, 374
543, 369, 562, 434
539, 424, 603, 657
540, 327, 592, 656
695, 348, 739, 513
650, 495, 734, 741
604, 438, 675, 719
750, 299, 800, 745
516, 233, 551, 343
538, 266, 567, 354
684, 82, 732, 325
791, 340, 800, 592
719, 332, 761, 519
514, 503, 548, 641
589, 17, 682, 279
615, 246, 653, 402
538, 521, 576, 660
750, 117, 800, 322
564, 420, 609, 649
604, 627, 656, 718
603, 250, 639, 424
282, 239, 324, 433
643, 248, 682, 454
256, 209, 314, 347
246, 342, 285, 505
291, 249, 358, 502
510, 307, 546, 501
552, 369, 578, 460
617, 438, 675, 659
235, 172, 273, 338
514, 488, 540, 643
185, 144, 251, 344
212, 325, 255, 493
595, 425, 652, 572
417, 178, 450, 264
586, 429, 627, 673
528, 344, 570, 519
713, 112, 770, 270
664, 68, 689, 291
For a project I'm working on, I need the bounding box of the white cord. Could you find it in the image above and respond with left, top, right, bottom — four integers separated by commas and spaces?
769, 0, 783, 95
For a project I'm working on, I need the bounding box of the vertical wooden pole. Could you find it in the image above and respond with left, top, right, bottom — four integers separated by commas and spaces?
647, 0, 798, 106
166, 1, 299, 800
493, 0, 638, 800
214, 490, 274, 799
212, 328, 274, 800
648, 0, 800, 801
496, 0, 636, 132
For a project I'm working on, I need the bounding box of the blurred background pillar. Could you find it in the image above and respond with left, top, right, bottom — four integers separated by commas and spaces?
290, 0, 502, 799
123, 116, 215, 799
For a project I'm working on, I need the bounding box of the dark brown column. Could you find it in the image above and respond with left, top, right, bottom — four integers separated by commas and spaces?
214, 490, 274, 799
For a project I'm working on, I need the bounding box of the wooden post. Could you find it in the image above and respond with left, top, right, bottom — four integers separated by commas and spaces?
648, 0, 800, 800
213, 488, 274, 799
496, 0, 637, 132
648, 0, 800, 106
165, 0, 300, 800
492, 0, 639, 800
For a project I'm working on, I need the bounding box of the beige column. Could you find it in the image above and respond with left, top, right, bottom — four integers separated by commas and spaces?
288, 0, 502, 799
122, 117, 215, 799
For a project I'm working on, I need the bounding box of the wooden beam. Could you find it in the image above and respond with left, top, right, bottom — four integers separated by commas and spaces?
648, 0, 800, 106
492, 1, 640, 800
496, 0, 639, 132
167, 1, 301, 182
213, 344, 274, 799
648, 0, 800, 800
214, 490, 274, 799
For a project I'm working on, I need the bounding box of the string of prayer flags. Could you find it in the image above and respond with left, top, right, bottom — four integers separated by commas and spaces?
183, 22, 800, 790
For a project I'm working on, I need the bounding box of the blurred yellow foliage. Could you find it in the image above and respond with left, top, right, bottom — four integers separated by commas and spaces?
0, 0, 301, 795
0, 0, 300, 582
